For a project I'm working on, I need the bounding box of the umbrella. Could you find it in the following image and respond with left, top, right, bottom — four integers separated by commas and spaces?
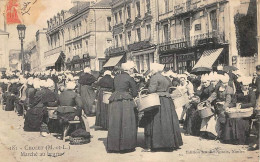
191, 67, 211, 74
223, 65, 238, 72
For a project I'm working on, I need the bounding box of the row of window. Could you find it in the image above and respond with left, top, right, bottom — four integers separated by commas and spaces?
114, 24, 151, 47
161, 9, 218, 43
114, 0, 151, 24
66, 17, 111, 41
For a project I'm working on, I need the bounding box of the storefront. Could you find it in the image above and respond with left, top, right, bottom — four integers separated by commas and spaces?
103, 47, 126, 70
159, 41, 229, 73
159, 45, 198, 74
44, 52, 65, 71
70, 54, 91, 72
128, 40, 155, 73
131, 47, 155, 73
103, 54, 126, 70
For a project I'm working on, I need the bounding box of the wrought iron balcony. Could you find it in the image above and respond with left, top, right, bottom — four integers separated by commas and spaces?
105, 46, 125, 56
128, 40, 153, 51
158, 31, 227, 52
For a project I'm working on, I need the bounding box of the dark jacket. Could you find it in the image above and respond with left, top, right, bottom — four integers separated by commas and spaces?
231, 89, 256, 109
25, 85, 36, 106
58, 90, 83, 116
196, 84, 215, 102
78, 73, 96, 86
113, 72, 138, 97
148, 72, 171, 96
97, 75, 114, 89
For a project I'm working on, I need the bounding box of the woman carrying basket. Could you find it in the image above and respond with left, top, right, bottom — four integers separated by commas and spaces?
95, 70, 114, 130
143, 63, 183, 152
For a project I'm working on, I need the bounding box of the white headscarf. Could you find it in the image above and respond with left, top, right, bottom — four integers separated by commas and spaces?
104, 70, 112, 76
33, 79, 41, 89
84, 67, 91, 73
121, 61, 135, 71
46, 78, 54, 88
150, 63, 164, 73
66, 82, 76, 90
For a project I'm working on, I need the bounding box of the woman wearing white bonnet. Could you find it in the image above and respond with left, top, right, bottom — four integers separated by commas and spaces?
95, 70, 114, 130
57, 81, 91, 140
66, 81, 76, 90
222, 76, 256, 145
78, 66, 97, 116
142, 62, 183, 152
106, 61, 138, 152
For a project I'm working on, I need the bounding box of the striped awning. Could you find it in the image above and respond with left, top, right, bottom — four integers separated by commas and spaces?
193, 48, 223, 69
103, 55, 124, 68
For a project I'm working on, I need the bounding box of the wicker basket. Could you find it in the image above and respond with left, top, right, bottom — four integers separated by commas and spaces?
226, 108, 253, 118
47, 107, 58, 119
197, 102, 214, 118
69, 137, 90, 145
138, 89, 160, 112
103, 91, 112, 104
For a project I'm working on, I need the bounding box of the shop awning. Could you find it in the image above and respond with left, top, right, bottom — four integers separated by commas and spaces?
103, 55, 124, 68
193, 48, 223, 69
44, 54, 60, 67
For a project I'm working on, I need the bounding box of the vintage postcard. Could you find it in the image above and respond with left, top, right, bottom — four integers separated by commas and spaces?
0, 0, 259, 161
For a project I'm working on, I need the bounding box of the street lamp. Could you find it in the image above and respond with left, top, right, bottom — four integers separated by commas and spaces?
17, 24, 26, 74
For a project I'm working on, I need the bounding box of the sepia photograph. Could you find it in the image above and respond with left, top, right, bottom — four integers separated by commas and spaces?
0, 0, 259, 161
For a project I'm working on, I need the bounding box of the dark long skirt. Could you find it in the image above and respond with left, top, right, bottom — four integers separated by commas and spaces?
144, 96, 183, 149
222, 118, 250, 144
5, 95, 16, 111
80, 85, 96, 115
107, 99, 137, 152
184, 103, 202, 136
24, 107, 48, 132
95, 89, 109, 129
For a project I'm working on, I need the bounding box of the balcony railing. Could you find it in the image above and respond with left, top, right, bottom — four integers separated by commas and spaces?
173, 0, 225, 15
159, 31, 226, 50
128, 40, 153, 51
44, 46, 62, 57
105, 46, 125, 56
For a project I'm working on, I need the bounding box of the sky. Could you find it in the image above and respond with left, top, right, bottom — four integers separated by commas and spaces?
0, 0, 74, 50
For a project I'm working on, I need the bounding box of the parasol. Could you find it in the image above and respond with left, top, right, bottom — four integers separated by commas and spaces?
223, 65, 238, 72
191, 67, 212, 74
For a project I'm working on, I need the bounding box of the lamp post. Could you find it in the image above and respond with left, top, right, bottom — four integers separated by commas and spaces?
17, 24, 26, 74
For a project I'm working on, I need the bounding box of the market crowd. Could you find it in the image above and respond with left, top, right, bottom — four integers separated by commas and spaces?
0, 63, 259, 152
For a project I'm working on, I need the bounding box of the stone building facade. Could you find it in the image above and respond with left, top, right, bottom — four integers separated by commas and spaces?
43, 0, 112, 71
106, 0, 158, 73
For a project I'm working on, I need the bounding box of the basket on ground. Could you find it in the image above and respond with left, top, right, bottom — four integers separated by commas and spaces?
197, 102, 214, 118
226, 107, 253, 118
137, 89, 160, 112
103, 91, 112, 104
69, 137, 90, 145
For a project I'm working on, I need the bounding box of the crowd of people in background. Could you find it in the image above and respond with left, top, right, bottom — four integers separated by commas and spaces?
0, 63, 259, 153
